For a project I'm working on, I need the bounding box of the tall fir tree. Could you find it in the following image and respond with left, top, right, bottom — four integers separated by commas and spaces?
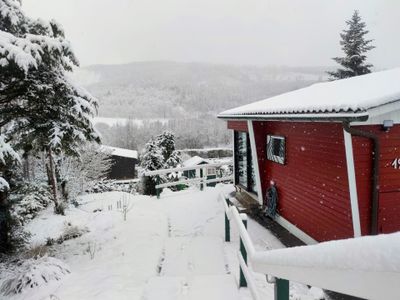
0, 0, 99, 216
328, 10, 375, 80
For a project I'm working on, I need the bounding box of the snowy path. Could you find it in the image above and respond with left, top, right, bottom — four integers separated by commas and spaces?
143, 187, 241, 300
4, 186, 324, 300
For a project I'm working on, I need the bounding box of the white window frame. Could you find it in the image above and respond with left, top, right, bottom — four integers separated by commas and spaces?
206, 167, 216, 176
266, 135, 286, 165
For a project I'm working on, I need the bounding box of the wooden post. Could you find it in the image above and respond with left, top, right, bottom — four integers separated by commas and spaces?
225, 198, 230, 242
200, 168, 204, 191
275, 278, 289, 300
156, 176, 161, 199
239, 215, 247, 288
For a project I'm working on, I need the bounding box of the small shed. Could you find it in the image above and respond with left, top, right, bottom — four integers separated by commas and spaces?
182, 156, 209, 179
102, 146, 138, 180
182, 156, 217, 187
218, 68, 400, 244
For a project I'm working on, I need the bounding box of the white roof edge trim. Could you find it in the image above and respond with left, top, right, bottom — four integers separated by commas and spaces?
217, 111, 369, 121
365, 99, 400, 118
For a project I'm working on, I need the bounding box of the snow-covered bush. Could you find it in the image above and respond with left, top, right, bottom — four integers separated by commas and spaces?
85, 179, 136, 195
58, 144, 113, 204
0, 256, 70, 296
10, 182, 52, 226
56, 224, 89, 244
140, 131, 182, 195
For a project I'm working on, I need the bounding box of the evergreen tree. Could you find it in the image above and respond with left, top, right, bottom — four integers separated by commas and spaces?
165, 150, 182, 169
140, 132, 182, 195
155, 131, 176, 161
328, 10, 375, 80
140, 140, 164, 195
0, 0, 99, 214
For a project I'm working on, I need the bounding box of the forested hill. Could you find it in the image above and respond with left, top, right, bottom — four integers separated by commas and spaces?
74, 61, 329, 119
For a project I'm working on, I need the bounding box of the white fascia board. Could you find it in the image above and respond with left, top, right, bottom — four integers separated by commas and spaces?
343, 128, 362, 237
274, 215, 318, 245
353, 101, 400, 125
247, 120, 263, 205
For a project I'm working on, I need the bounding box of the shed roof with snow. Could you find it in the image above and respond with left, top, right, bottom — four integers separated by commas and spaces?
102, 145, 138, 160
218, 68, 400, 121
182, 156, 209, 167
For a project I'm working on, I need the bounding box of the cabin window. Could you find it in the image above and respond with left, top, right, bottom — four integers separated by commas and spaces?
266, 135, 285, 164
206, 167, 216, 176
234, 131, 257, 194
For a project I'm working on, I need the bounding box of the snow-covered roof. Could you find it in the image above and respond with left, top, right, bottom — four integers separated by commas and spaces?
182, 156, 208, 167
218, 68, 400, 120
102, 145, 138, 159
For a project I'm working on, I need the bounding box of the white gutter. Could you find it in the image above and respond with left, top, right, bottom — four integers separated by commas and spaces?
343, 128, 362, 237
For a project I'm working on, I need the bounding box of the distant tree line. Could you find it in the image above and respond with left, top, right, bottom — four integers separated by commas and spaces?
96, 114, 232, 152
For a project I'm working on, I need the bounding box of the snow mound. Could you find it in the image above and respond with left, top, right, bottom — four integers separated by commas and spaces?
0, 257, 70, 296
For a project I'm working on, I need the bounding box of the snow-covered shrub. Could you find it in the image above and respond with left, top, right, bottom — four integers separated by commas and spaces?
219, 164, 233, 178
0, 256, 70, 296
86, 241, 96, 260
10, 182, 52, 226
58, 144, 113, 204
24, 245, 48, 259
85, 179, 136, 195
56, 224, 89, 244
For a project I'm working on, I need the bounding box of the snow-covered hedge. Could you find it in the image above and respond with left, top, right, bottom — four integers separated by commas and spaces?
10, 183, 52, 225
0, 256, 70, 296
85, 179, 136, 195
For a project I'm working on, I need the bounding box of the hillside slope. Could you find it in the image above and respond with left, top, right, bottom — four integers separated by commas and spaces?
74, 62, 328, 119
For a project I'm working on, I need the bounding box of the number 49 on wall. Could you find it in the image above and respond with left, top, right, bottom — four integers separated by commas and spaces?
392, 158, 400, 169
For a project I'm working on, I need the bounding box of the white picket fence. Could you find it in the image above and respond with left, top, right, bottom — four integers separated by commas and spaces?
143, 162, 233, 198
221, 192, 400, 300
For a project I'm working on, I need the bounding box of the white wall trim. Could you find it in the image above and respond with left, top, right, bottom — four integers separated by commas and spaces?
274, 215, 318, 245
247, 120, 263, 205
343, 129, 362, 237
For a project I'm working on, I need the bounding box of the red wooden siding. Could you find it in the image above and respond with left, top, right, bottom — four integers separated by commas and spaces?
253, 121, 354, 242
379, 191, 400, 233
352, 124, 400, 234
250, 121, 400, 242
227, 120, 248, 132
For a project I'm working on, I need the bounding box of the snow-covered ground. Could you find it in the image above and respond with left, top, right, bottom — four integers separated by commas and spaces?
2, 185, 323, 300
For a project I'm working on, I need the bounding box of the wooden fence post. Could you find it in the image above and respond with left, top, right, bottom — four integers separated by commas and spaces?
225, 198, 230, 242
200, 168, 204, 191
156, 176, 161, 199
275, 278, 289, 300
239, 214, 248, 288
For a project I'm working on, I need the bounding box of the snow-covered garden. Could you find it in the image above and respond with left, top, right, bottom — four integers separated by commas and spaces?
0, 185, 325, 300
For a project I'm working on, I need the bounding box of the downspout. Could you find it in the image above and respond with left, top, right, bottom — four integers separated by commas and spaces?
343, 121, 380, 235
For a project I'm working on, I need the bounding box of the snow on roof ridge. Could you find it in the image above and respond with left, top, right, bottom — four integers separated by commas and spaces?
183, 155, 209, 167
102, 145, 138, 159
218, 68, 400, 118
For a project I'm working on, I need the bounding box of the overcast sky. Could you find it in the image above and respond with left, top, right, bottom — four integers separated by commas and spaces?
23, 0, 400, 68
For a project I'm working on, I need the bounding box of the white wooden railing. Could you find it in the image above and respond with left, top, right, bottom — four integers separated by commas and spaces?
143, 162, 233, 198
221, 192, 400, 300
143, 161, 232, 176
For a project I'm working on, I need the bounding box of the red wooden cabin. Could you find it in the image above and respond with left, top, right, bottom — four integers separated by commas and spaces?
218, 68, 400, 244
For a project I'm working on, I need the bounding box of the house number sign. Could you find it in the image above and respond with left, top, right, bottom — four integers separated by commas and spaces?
392, 158, 400, 169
